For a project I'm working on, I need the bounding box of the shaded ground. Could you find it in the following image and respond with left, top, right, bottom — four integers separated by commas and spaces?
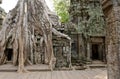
0, 69, 107, 79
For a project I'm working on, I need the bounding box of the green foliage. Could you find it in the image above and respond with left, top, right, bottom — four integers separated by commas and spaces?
53, 0, 70, 23
87, 4, 105, 35
76, 1, 105, 37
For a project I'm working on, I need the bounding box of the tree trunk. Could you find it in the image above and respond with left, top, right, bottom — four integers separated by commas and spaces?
0, 0, 71, 72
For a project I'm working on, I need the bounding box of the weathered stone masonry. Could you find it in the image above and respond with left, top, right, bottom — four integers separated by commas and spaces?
102, 0, 120, 79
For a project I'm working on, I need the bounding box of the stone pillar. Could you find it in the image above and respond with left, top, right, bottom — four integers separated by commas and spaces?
102, 0, 120, 79
87, 42, 91, 61
77, 33, 85, 59
77, 34, 81, 58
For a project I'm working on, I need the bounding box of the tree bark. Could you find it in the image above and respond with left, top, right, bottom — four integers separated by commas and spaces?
0, 0, 71, 72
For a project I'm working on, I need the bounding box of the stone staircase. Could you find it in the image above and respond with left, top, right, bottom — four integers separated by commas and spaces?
86, 60, 107, 69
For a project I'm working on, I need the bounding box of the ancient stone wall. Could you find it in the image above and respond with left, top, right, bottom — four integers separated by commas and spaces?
102, 0, 120, 79
48, 12, 71, 68
69, 0, 105, 35
69, 0, 105, 64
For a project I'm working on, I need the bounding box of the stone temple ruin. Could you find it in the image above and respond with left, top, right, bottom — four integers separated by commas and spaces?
0, 0, 120, 78
48, 0, 106, 69
0, 0, 71, 72
0, 0, 107, 70
54, 0, 106, 68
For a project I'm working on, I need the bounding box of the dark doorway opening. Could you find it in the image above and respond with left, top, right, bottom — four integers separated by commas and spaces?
91, 44, 99, 60
5, 49, 13, 61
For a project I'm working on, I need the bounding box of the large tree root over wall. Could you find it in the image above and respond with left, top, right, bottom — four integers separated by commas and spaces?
0, 0, 71, 72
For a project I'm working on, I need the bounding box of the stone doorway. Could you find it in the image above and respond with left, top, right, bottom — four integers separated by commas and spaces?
5, 48, 13, 62
91, 43, 104, 63
91, 44, 99, 60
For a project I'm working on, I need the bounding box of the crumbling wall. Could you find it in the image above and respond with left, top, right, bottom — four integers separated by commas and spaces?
102, 0, 120, 79
69, 0, 105, 65
49, 12, 72, 68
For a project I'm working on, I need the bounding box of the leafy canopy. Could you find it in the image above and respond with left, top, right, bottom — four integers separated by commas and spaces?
53, 0, 70, 23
